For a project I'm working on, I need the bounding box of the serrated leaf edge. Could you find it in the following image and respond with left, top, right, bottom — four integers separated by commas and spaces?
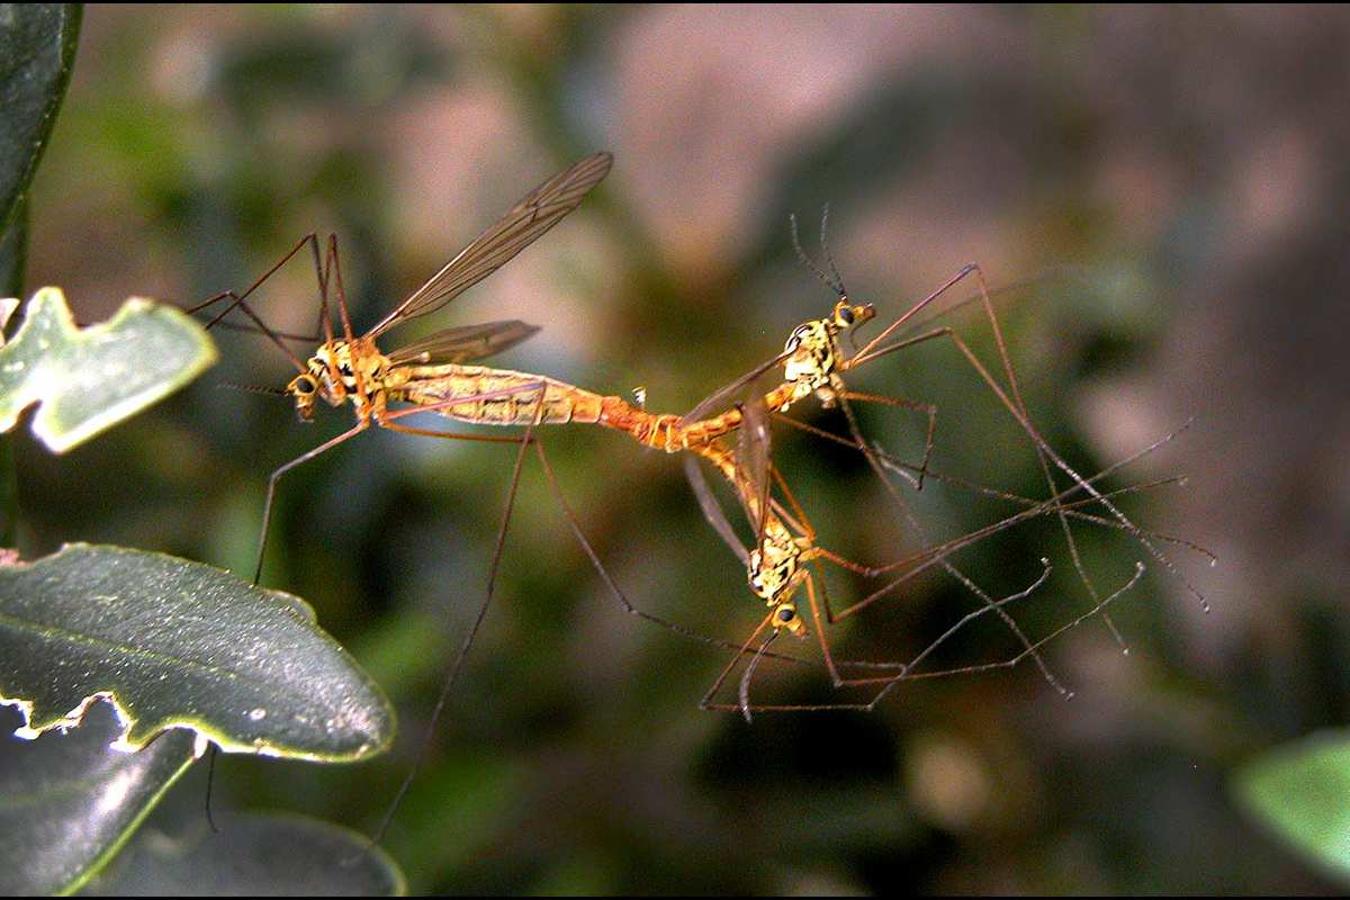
0, 544, 393, 764
0, 287, 219, 452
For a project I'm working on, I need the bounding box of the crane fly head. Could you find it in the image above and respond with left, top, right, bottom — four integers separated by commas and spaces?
286, 340, 388, 422
772, 601, 808, 638
830, 297, 875, 334
286, 369, 322, 422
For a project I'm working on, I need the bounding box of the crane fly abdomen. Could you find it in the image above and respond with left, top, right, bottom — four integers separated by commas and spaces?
398, 365, 606, 426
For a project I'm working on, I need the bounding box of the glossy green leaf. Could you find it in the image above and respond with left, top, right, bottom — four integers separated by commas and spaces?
1233, 730, 1350, 882
0, 287, 218, 452
0, 544, 394, 762
0, 701, 196, 896
82, 811, 407, 896
0, 4, 82, 234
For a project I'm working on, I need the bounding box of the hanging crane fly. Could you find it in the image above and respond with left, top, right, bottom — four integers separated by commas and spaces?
388, 311, 1198, 715
669, 214, 1214, 714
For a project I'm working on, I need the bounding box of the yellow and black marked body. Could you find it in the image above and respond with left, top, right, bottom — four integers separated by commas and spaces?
279, 301, 875, 637
693, 441, 811, 638
287, 338, 394, 422
778, 298, 874, 410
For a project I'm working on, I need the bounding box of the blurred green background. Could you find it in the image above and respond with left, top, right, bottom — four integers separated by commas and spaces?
12, 5, 1349, 893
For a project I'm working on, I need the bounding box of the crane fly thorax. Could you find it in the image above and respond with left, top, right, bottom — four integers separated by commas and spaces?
778, 298, 875, 410
747, 522, 808, 636
286, 339, 393, 421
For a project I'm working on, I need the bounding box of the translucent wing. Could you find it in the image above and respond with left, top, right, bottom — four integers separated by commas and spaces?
386, 320, 540, 366
737, 391, 773, 546
683, 390, 777, 567
366, 151, 613, 339
684, 454, 751, 566
680, 347, 790, 426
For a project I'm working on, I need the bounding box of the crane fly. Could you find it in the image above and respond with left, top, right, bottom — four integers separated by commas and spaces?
674, 215, 1214, 714
189, 152, 615, 582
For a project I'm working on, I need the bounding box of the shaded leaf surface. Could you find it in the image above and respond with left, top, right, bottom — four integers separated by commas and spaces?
1234, 731, 1350, 882
0, 702, 196, 896
82, 811, 406, 896
0, 4, 81, 233
0, 199, 25, 297
0, 544, 394, 761
0, 287, 217, 452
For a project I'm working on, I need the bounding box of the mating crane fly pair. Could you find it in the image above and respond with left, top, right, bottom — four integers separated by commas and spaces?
198, 152, 1210, 724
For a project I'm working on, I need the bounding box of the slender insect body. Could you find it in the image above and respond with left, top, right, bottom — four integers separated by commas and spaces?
746, 525, 809, 638
688, 439, 810, 637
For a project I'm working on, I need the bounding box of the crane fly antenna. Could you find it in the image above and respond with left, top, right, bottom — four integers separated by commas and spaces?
738, 630, 778, 724
818, 203, 847, 298
790, 209, 846, 298
218, 381, 291, 398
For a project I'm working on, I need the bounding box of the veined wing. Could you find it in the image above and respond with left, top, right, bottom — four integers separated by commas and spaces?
684, 454, 751, 566
737, 392, 773, 545
680, 346, 792, 426
684, 393, 775, 567
366, 152, 613, 339
386, 320, 540, 366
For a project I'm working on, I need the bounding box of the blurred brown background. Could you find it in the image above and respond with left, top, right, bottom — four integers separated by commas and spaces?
14, 5, 1349, 893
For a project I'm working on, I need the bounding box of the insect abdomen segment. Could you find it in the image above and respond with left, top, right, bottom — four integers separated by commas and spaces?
400, 365, 605, 426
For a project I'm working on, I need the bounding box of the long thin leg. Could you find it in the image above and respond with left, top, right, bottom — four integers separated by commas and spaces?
254, 421, 369, 584
190, 233, 326, 337
860, 562, 1144, 709
853, 311, 1210, 617
833, 267, 1179, 679
824, 457, 1151, 621
532, 438, 814, 662
369, 408, 540, 845
696, 574, 885, 712
776, 412, 1216, 565
199, 288, 312, 374
698, 592, 876, 714
852, 265, 980, 362
378, 423, 530, 445
325, 234, 354, 342
254, 382, 573, 591
966, 265, 1124, 647
834, 389, 938, 490
702, 558, 1081, 714
830, 384, 1068, 694
700, 612, 781, 711
183, 233, 320, 319
737, 629, 778, 723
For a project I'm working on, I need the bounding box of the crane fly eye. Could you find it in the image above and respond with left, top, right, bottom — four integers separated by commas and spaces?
293, 376, 316, 396
777, 606, 796, 623
838, 307, 855, 325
